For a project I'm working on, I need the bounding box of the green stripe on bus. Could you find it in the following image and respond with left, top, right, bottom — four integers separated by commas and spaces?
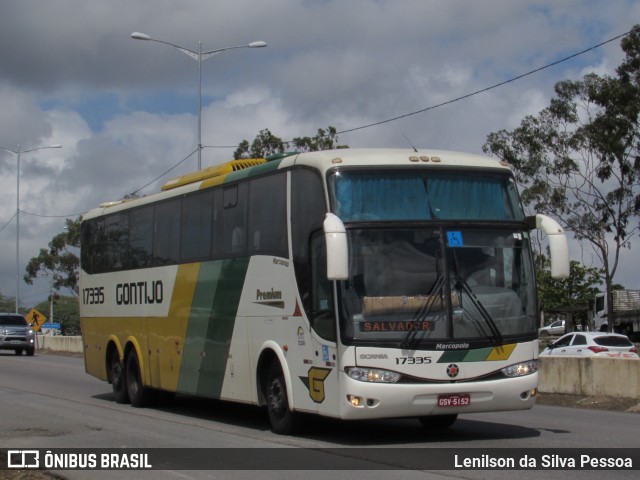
462, 347, 494, 362
178, 257, 250, 398
198, 257, 250, 397
178, 261, 223, 394
438, 350, 468, 363
437, 344, 516, 363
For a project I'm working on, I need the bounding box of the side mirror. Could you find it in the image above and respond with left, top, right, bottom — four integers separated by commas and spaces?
323, 213, 349, 280
528, 214, 570, 279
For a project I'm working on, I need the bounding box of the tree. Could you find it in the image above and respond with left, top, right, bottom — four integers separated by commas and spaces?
536, 257, 602, 327
234, 125, 347, 159
34, 296, 80, 336
24, 217, 81, 298
483, 26, 640, 331
234, 128, 285, 159
292, 126, 347, 152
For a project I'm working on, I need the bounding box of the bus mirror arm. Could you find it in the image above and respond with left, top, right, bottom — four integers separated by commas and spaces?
528, 214, 570, 279
324, 213, 349, 281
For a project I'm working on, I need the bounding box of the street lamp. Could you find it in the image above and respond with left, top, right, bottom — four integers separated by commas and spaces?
131, 32, 267, 170
0, 143, 62, 313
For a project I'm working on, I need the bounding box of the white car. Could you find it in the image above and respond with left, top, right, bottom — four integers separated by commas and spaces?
539, 332, 639, 358
538, 319, 565, 337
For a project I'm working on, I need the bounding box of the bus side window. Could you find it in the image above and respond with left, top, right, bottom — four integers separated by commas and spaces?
105, 212, 129, 270
248, 173, 287, 257
82, 219, 105, 274
181, 190, 213, 262
154, 199, 181, 265
221, 184, 248, 256
130, 205, 154, 268
310, 232, 336, 341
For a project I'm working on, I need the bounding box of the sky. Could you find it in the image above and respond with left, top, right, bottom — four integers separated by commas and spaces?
0, 0, 639, 309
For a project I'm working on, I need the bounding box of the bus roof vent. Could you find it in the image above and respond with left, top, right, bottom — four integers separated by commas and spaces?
162, 158, 267, 190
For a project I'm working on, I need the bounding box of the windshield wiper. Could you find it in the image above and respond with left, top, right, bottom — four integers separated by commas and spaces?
402, 275, 446, 350
451, 252, 503, 346
454, 277, 503, 345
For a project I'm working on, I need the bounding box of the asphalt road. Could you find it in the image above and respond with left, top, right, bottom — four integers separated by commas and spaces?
0, 351, 638, 480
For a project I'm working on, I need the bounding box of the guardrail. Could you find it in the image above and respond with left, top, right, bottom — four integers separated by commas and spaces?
538, 356, 640, 398
38, 336, 640, 398
37, 335, 84, 354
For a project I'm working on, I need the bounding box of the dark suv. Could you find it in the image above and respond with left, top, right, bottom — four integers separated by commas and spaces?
0, 313, 35, 356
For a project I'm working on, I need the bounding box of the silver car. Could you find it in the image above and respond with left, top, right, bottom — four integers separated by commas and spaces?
538, 319, 565, 337
0, 313, 35, 356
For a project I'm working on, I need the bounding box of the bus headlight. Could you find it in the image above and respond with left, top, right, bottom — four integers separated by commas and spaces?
345, 367, 401, 383
501, 360, 538, 378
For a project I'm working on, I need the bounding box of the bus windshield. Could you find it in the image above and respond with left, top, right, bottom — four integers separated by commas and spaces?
337, 227, 537, 347
329, 169, 524, 221
327, 169, 535, 347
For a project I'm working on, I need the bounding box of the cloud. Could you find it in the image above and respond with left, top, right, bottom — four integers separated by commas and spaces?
0, 0, 639, 305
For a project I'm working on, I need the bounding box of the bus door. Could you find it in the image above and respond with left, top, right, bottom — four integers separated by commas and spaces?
304, 233, 340, 416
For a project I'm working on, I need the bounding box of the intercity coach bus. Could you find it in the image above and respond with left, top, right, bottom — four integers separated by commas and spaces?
80, 148, 569, 434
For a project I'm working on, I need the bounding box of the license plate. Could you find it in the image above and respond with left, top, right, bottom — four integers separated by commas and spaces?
438, 394, 471, 407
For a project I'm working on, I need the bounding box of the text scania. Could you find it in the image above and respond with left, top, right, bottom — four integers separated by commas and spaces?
116, 281, 163, 305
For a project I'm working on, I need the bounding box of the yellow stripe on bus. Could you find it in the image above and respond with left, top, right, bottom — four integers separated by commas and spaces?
149, 262, 201, 391
486, 343, 517, 361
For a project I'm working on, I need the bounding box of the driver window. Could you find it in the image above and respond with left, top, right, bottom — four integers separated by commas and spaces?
310, 233, 336, 341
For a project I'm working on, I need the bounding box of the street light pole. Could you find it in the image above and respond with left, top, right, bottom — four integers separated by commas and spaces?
0, 143, 62, 313
131, 32, 267, 171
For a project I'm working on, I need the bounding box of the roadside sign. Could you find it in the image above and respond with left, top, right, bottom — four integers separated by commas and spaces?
42, 323, 61, 330
26, 308, 47, 332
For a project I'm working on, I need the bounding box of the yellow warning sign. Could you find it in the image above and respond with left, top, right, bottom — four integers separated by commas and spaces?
26, 308, 47, 332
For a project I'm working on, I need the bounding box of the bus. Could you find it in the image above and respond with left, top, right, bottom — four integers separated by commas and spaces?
80, 148, 569, 434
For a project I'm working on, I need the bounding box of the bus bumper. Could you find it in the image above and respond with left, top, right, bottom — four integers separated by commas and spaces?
338, 371, 538, 420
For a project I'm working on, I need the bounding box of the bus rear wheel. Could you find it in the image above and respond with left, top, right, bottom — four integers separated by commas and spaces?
419, 414, 458, 429
125, 352, 153, 408
110, 350, 129, 404
265, 362, 302, 435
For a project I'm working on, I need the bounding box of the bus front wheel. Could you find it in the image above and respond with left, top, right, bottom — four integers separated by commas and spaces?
265, 362, 302, 435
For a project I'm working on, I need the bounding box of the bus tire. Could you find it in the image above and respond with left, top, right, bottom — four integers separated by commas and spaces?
265, 361, 301, 435
419, 414, 458, 429
125, 351, 153, 408
110, 349, 129, 404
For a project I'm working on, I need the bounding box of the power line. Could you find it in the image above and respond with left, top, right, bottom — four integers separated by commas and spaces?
0, 211, 82, 234
131, 28, 633, 194
129, 148, 198, 196
21, 210, 85, 218
334, 29, 631, 136
0, 213, 17, 233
